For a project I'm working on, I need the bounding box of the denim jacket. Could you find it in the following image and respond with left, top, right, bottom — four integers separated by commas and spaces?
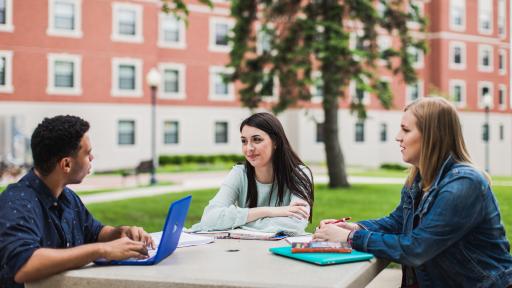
351, 155, 512, 287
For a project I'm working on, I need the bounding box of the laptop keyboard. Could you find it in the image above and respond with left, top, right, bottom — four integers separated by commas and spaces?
125, 232, 162, 262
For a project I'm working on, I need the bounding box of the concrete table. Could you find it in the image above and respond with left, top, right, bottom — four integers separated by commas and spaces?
26, 239, 388, 288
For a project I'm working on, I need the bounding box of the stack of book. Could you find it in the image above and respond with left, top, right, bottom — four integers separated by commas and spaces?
291, 242, 352, 253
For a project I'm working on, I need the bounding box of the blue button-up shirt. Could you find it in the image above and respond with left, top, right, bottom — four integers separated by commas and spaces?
0, 170, 104, 288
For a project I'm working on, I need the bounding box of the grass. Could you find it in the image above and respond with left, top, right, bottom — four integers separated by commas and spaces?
87, 183, 511, 245
76, 181, 173, 195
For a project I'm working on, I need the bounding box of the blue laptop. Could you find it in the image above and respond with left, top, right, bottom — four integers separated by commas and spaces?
269, 246, 373, 266
95, 195, 192, 266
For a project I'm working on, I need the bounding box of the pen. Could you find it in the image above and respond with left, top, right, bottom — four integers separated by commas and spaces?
329, 217, 351, 224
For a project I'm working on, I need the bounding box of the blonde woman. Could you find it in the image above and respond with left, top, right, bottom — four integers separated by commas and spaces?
314, 97, 512, 287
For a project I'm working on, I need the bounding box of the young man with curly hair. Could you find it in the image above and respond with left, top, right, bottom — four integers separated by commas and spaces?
0, 115, 154, 288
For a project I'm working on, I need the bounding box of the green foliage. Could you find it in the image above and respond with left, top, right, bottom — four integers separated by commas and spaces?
228, 0, 427, 117
380, 162, 409, 171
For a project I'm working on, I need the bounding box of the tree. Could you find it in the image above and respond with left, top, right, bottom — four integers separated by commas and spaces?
228, 0, 426, 187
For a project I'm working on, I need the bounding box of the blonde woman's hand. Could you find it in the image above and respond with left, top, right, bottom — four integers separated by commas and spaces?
313, 224, 351, 242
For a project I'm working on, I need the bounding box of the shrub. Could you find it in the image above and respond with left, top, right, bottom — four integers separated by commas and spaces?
380, 163, 408, 171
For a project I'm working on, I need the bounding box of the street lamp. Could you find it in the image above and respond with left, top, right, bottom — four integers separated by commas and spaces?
482, 91, 492, 173
146, 68, 161, 185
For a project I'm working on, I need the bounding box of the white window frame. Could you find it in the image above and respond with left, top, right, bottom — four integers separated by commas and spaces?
499, 49, 507, 75
158, 62, 186, 100
111, 57, 143, 97
406, 80, 424, 104
214, 120, 229, 145
163, 119, 180, 145
111, 2, 143, 43
449, 79, 466, 108
0, 50, 13, 93
256, 23, 274, 55
478, 44, 493, 72
310, 71, 323, 103
406, 0, 424, 29
449, 41, 466, 70
498, 84, 507, 110
117, 118, 137, 146
498, 0, 506, 37
261, 71, 279, 102
158, 12, 186, 49
408, 46, 424, 69
377, 35, 392, 65
208, 17, 234, 53
478, 0, 493, 35
47, 0, 82, 38
209, 66, 235, 101
350, 80, 371, 106
0, 0, 14, 32
46, 53, 82, 95
477, 81, 494, 109
449, 0, 465, 31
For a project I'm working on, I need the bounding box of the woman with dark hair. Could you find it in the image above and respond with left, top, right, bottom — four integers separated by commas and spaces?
314, 97, 512, 287
190, 112, 314, 235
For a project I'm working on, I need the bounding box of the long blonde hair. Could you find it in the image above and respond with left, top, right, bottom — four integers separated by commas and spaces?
404, 97, 489, 189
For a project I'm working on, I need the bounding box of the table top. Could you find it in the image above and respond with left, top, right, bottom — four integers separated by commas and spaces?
27, 239, 388, 288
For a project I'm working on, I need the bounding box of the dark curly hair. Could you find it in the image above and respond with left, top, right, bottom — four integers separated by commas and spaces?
31, 115, 90, 176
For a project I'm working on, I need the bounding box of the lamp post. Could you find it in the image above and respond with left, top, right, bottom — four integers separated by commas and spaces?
482, 92, 492, 173
146, 68, 161, 185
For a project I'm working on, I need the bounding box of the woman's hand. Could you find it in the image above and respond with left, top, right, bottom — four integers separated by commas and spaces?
313, 224, 351, 242
318, 219, 361, 231
271, 201, 310, 220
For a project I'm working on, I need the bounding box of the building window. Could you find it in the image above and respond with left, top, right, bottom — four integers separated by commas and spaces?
310, 71, 324, 101
159, 63, 186, 99
209, 17, 233, 52
482, 123, 489, 142
499, 85, 507, 110
499, 50, 506, 75
449, 80, 466, 108
478, 45, 493, 72
408, 46, 424, 69
215, 121, 228, 144
0, 0, 13, 32
111, 58, 142, 97
478, 0, 492, 34
158, 13, 185, 49
112, 2, 143, 43
351, 81, 370, 105
406, 81, 423, 103
209, 66, 234, 101
499, 124, 504, 141
478, 81, 493, 109
380, 123, 387, 142
355, 121, 365, 143
449, 42, 466, 70
498, 0, 506, 37
316, 122, 324, 143
450, 0, 465, 31
118, 120, 135, 145
163, 121, 179, 144
257, 24, 273, 54
47, 53, 81, 95
0, 50, 13, 93
261, 73, 277, 100
48, 0, 82, 37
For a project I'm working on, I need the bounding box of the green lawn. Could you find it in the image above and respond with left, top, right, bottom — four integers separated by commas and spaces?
87, 184, 512, 244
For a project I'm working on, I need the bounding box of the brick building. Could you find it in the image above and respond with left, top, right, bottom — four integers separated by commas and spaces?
0, 0, 510, 174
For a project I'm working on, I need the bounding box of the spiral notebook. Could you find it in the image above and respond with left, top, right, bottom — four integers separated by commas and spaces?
269, 246, 373, 266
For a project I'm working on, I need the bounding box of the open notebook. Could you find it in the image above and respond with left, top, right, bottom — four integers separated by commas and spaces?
193, 229, 288, 240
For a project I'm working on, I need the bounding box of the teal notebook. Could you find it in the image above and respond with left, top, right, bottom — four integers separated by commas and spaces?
269, 246, 373, 266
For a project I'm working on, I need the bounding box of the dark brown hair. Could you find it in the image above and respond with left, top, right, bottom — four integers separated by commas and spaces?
240, 112, 314, 221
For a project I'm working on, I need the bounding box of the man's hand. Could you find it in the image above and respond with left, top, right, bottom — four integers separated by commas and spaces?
319, 219, 361, 231
100, 237, 150, 261
117, 226, 155, 249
